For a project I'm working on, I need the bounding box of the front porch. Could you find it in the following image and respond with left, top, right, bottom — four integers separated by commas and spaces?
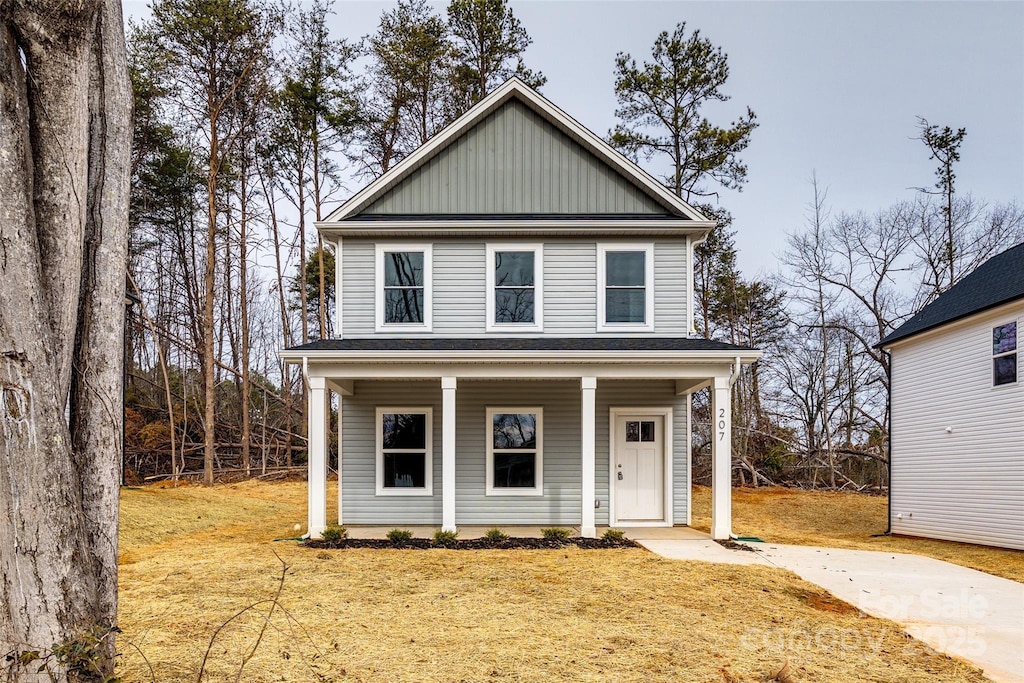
287, 339, 758, 540
340, 524, 711, 540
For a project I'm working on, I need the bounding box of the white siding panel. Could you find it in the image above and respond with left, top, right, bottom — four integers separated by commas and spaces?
889, 303, 1024, 550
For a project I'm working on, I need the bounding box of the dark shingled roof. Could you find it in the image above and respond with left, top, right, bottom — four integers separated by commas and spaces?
287, 337, 756, 353
879, 242, 1024, 348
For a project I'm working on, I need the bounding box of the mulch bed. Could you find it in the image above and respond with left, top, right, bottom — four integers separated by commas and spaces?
304, 536, 639, 550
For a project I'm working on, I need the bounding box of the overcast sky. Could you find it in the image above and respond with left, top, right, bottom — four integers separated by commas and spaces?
124, 0, 1024, 277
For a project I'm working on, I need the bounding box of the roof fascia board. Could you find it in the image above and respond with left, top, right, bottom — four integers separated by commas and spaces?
315, 218, 716, 239
325, 78, 710, 223
280, 349, 762, 363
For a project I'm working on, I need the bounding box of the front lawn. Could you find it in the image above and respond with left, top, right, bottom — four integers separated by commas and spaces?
117, 481, 987, 681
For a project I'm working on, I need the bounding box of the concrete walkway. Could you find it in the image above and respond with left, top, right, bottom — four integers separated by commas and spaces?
637, 539, 1024, 683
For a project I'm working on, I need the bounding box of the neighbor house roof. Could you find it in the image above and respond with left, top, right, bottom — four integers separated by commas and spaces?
322, 78, 712, 225
879, 242, 1024, 348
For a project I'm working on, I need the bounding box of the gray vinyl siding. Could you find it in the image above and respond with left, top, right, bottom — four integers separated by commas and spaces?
889, 303, 1024, 550
595, 381, 690, 526
361, 100, 671, 216
340, 380, 691, 527
654, 241, 688, 334
341, 238, 688, 337
340, 381, 443, 524
455, 381, 580, 525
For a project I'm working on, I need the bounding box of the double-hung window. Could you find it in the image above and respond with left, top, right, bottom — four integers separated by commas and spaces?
376, 408, 432, 495
993, 321, 1017, 386
376, 244, 432, 331
486, 244, 543, 331
597, 243, 654, 332
486, 408, 543, 495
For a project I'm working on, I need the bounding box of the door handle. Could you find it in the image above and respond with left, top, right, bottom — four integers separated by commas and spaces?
617, 472, 623, 480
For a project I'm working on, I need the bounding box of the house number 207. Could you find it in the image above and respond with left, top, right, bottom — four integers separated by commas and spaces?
718, 409, 726, 441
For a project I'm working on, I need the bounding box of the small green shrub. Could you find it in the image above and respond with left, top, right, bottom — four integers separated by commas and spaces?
387, 528, 414, 543
484, 527, 509, 542
541, 527, 572, 543
432, 529, 459, 547
601, 528, 626, 542
320, 525, 347, 542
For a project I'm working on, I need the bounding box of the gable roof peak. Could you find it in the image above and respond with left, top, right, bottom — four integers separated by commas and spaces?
324, 78, 711, 223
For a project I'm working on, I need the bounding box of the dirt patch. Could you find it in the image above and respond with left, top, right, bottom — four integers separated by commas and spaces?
715, 538, 756, 552
788, 588, 861, 615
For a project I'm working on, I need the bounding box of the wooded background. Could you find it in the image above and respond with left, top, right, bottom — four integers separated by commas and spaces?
124, 0, 1024, 492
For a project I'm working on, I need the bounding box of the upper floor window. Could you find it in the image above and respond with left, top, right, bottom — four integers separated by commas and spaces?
486, 244, 543, 331
597, 243, 654, 332
993, 321, 1017, 386
376, 244, 432, 331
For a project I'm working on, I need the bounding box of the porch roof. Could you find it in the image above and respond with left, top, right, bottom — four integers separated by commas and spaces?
284, 337, 757, 354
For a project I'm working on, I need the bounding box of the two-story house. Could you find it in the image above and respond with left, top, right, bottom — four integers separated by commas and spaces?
281, 79, 760, 540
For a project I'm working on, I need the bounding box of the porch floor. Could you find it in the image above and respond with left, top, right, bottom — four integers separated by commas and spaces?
341, 525, 710, 540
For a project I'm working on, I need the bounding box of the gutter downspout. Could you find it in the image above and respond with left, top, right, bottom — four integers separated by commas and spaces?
876, 348, 893, 536
729, 356, 742, 387
688, 231, 711, 337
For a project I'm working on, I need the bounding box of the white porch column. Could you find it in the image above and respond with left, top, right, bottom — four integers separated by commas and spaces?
336, 396, 343, 526
307, 375, 328, 538
580, 376, 597, 538
441, 376, 457, 533
710, 374, 732, 540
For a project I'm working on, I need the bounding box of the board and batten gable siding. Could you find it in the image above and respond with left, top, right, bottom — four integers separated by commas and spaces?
889, 301, 1024, 550
339, 380, 691, 527
359, 99, 671, 216
341, 238, 689, 336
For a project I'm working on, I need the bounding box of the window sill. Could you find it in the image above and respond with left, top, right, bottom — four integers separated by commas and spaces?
375, 488, 434, 497
485, 488, 544, 497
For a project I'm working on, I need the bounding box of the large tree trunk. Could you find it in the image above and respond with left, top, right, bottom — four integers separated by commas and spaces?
0, 1, 130, 679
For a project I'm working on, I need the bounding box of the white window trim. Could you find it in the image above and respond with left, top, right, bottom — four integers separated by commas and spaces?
375, 243, 433, 332
375, 406, 433, 496
597, 243, 655, 333
486, 406, 543, 496
485, 243, 544, 332
992, 319, 1018, 388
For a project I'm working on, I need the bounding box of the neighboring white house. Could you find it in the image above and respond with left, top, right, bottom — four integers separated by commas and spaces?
879, 243, 1024, 550
280, 78, 760, 540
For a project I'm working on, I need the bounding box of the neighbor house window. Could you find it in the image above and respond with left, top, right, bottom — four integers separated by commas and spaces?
376, 408, 433, 495
597, 243, 654, 332
486, 408, 543, 495
993, 321, 1017, 386
486, 244, 543, 331
376, 244, 432, 330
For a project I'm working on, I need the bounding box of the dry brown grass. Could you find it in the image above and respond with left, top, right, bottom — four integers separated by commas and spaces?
116, 481, 992, 682
691, 485, 1024, 583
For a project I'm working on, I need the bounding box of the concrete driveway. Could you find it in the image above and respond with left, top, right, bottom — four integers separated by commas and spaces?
636, 538, 1024, 683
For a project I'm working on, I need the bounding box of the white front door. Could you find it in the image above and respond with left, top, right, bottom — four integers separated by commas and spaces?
613, 415, 665, 522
